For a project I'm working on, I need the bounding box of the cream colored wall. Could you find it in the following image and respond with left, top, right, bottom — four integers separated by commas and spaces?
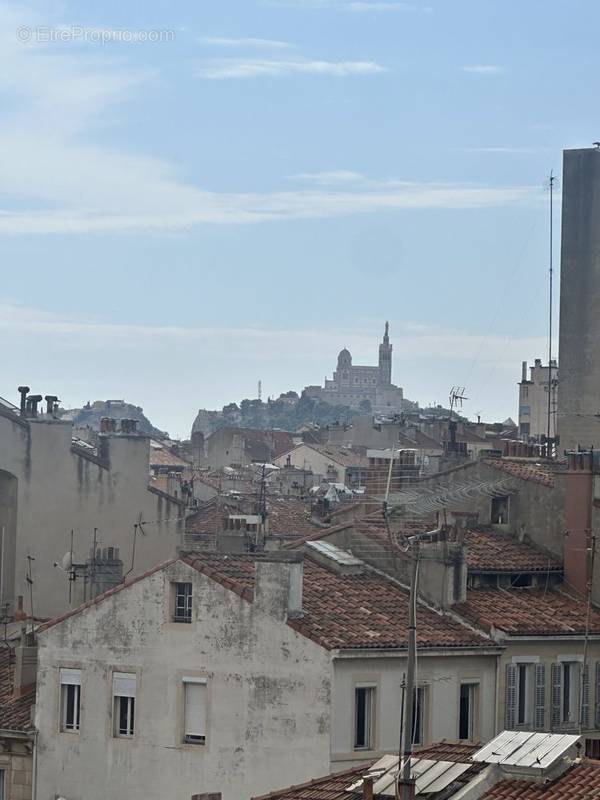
496, 638, 600, 736
35, 561, 333, 800
275, 445, 347, 484
0, 412, 185, 619
330, 651, 499, 770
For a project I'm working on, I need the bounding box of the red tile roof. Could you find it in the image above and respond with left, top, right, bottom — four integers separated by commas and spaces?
251, 763, 373, 800
149, 443, 191, 468
455, 586, 600, 636
484, 459, 555, 487
464, 528, 562, 573
182, 553, 491, 651
185, 496, 324, 542
480, 760, 600, 800
0, 648, 36, 733
414, 741, 481, 761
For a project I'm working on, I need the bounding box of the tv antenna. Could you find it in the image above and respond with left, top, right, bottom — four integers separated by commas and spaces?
449, 386, 468, 417
258, 380, 262, 401
25, 554, 35, 634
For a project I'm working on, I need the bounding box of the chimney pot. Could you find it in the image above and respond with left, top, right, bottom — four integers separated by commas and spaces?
17, 386, 30, 416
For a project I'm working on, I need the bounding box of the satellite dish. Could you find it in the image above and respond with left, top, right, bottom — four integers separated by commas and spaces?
61, 551, 73, 571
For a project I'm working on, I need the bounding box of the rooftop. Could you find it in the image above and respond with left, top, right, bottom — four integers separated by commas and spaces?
464, 528, 562, 573
484, 458, 555, 488
0, 647, 36, 733
480, 760, 600, 800
455, 586, 600, 636
182, 552, 491, 651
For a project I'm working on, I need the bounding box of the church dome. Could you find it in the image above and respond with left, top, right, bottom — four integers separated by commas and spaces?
337, 348, 352, 368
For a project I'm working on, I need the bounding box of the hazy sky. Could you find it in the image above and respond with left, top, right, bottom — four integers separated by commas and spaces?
0, 0, 595, 437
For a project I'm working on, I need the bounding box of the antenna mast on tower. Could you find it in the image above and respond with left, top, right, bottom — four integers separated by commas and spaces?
258, 380, 262, 401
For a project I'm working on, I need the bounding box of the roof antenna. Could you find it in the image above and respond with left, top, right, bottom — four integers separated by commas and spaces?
25, 555, 35, 636
546, 170, 558, 459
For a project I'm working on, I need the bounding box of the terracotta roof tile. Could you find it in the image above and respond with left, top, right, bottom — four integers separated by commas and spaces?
0, 648, 35, 732
182, 553, 491, 650
464, 528, 562, 573
481, 761, 600, 800
484, 458, 555, 487
455, 586, 600, 636
251, 763, 373, 800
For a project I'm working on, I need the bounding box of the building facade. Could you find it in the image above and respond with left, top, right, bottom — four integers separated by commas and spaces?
304, 323, 404, 414
0, 394, 185, 619
518, 359, 558, 441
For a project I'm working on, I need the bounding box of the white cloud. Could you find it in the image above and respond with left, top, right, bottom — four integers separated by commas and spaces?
287, 170, 366, 184
199, 36, 293, 49
194, 58, 386, 79
460, 64, 505, 74
0, 2, 537, 236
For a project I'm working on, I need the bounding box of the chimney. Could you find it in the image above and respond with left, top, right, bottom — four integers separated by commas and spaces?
14, 595, 26, 622
255, 552, 303, 620
13, 629, 37, 698
17, 386, 29, 416
521, 361, 527, 382
363, 776, 374, 800
26, 395, 42, 417
44, 395, 59, 416
564, 451, 594, 597
412, 529, 467, 609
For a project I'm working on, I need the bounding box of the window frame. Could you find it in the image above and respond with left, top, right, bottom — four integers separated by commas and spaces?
173, 581, 193, 623
353, 684, 377, 751
458, 682, 479, 741
112, 671, 137, 739
59, 668, 81, 734
182, 677, 208, 746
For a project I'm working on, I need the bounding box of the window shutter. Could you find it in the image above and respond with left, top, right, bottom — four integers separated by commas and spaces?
60, 668, 81, 686
184, 682, 207, 738
551, 663, 562, 731
581, 664, 590, 731
534, 664, 546, 731
113, 672, 136, 698
505, 664, 517, 729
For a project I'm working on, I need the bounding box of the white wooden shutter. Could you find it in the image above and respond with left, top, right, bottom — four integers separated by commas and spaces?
534, 664, 546, 731
184, 682, 207, 738
551, 663, 562, 730
60, 668, 81, 686
113, 672, 136, 698
581, 664, 590, 731
505, 664, 517, 729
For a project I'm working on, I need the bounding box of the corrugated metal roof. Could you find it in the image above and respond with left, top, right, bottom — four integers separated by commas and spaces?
306, 540, 364, 566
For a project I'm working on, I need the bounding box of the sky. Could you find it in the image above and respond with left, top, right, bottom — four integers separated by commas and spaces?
0, 0, 596, 437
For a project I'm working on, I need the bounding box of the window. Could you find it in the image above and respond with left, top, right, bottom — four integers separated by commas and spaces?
174, 582, 192, 622
562, 662, 580, 724
60, 668, 81, 732
354, 686, 376, 750
183, 678, 207, 744
0, 769, 4, 800
113, 672, 136, 737
459, 684, 478, 740
491, 496, 509, 524
517, 664, 534, 725
412, 686, 426, 745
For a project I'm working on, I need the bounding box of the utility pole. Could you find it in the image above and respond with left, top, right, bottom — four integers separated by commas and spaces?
399, 538, 419, 800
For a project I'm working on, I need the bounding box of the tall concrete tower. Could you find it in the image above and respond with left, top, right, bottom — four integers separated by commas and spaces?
378, 321, 392, 387
558, 147, 600, 451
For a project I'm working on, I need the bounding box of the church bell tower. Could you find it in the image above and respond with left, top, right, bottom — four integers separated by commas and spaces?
378, 321, 392, 386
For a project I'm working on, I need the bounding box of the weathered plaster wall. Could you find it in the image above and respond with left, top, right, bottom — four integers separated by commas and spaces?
330, 651, 498, 769
35, 561, 332, 800
0, 412, 184, 618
